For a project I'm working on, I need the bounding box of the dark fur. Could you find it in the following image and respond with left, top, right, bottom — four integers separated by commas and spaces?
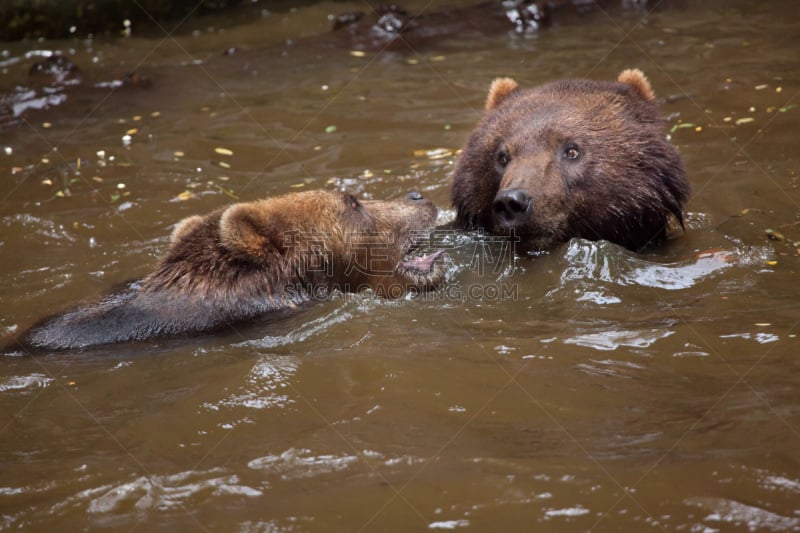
450, 70, 690, 251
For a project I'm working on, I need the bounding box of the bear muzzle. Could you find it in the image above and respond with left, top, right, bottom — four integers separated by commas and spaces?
493, 188, 532, 230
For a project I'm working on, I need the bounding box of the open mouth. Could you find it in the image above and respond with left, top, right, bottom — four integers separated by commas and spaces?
396, 235, 445, 287
402, 249, 444, 273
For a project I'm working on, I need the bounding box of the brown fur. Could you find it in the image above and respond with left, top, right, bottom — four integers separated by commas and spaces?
13, 190, 443, 351
486, 77, 519, 110
170, 215, 203, 244
617, 68, 655, 101
451, 69, 689, 252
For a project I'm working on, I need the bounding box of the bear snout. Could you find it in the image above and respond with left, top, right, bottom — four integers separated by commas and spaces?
493, 188, 531, 229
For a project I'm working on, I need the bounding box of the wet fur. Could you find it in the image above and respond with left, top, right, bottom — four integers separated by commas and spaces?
11, 190, 440, 352
451, 69, 689, 251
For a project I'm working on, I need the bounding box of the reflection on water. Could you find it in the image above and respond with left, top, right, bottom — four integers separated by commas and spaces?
2, 0, 800, 530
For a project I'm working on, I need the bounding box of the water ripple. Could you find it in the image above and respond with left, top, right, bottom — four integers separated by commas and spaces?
564, 328, 674, 352
84, 470, 262, 514
687, 497, 800, 531
0, 373, 53, 393
203, 355, 299, 413
233, 306, 352, 349
547, 240, 772, 305
247, 448, 422, 481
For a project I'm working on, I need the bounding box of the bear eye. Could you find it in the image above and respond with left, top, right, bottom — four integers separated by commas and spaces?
563, 144, 580, 161
345, 194, 361, 210
497, 149, 511, 168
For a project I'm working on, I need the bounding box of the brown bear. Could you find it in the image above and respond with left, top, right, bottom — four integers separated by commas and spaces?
450, 68, 690, 252
12, 190, 443, 352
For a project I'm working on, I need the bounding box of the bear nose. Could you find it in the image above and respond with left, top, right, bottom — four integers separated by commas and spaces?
406, 191, 424, 201
493, 188, 531, 227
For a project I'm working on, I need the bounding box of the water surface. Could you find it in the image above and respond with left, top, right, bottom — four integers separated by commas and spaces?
1, 1, 799, 530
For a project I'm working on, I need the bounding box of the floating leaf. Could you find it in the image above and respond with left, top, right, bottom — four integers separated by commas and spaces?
735, 117, 754, 125
669, 122, 696, 134
779, 104, 796, 112
325, 125, 337, 133
176, 191, 194, 201
213, 184, 239, 199
765, 228, 784, 241
349, 50, 366, 57
214, 147, 233, 156
414, 148, 453, 159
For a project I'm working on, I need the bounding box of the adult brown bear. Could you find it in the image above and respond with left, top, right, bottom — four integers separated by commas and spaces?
450, 69, 690, 252
11, 190, 443, 352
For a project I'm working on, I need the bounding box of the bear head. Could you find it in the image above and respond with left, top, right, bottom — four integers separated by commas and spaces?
450, 69, 690, 252
157, 189, 444, 301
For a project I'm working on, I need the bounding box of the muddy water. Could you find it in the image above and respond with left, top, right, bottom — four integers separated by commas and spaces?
1, 0, 800, 530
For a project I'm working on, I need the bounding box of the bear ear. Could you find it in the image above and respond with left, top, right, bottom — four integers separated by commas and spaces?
485, 77, 520, 110
169, 215, 204, 244
618, 68, 655, 102
219, 202, 285, 258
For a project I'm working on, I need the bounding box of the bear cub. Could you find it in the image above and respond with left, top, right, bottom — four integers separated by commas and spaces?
12, 190, 443, 352
451, 69, 690, 252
